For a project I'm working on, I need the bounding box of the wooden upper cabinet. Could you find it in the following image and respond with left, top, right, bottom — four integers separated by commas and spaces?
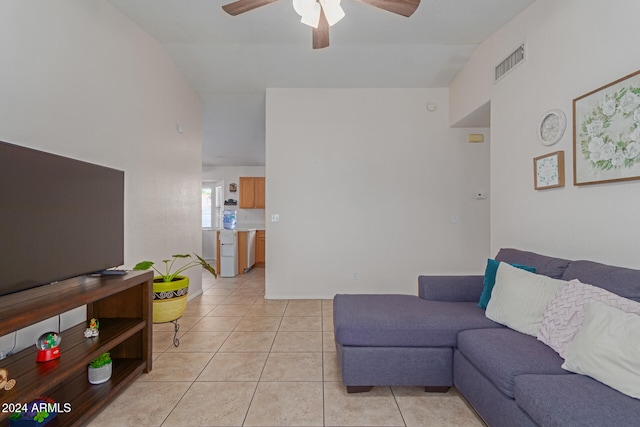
254, 177, 265, 208
239, 176, 265, 209
239, 177, 255, 208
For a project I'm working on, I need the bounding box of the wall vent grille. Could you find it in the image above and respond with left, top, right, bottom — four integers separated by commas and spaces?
495, 44, 525, 82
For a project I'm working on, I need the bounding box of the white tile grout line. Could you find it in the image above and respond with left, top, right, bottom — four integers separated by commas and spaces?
239, 299, 286, 427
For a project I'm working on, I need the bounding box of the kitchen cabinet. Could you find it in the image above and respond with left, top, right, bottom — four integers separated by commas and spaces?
238, 231, 248, 273
256, 230, 266, 266
239, 177, 265, 209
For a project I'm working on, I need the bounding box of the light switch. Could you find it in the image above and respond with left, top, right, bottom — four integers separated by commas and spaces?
271, 213, 280, 222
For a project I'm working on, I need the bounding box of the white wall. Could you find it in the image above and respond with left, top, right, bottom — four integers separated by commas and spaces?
265, 88, 490, 298
202, 180, 222, 261
0, 1, 203, 350
449, 39, 496, 127
202, 166, 266, 228
451, 0, 640, 268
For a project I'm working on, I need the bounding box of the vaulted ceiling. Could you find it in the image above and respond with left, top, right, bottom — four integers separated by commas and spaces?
107, 0, 535, 166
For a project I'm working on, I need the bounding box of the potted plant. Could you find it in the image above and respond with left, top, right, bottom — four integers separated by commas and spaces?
134, 254, 217, 323
88, 352, 112, 385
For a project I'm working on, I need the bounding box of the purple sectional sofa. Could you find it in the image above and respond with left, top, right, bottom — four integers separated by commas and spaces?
333, 248, 640, 426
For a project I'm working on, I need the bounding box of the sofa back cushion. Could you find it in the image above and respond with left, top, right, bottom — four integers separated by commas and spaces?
561, 260, 640, 302
495, 248, 570, 279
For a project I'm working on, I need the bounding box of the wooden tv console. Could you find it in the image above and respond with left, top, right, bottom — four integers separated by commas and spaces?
0, 270, 153, 426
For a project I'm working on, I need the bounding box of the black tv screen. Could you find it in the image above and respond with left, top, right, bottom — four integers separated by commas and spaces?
0, 141, 124, 296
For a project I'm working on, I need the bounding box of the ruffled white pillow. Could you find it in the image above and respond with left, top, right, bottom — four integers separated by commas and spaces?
538, 279, 640, 358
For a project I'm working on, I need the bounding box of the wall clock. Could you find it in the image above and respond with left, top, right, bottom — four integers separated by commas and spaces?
537, 109, 567, 146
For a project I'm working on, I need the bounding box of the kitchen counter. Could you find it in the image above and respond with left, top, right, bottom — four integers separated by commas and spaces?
215, 227, 265, 232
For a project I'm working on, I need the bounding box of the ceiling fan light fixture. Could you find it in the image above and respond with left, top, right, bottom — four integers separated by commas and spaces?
319, 0, 345, 26
293, 0, 321, 28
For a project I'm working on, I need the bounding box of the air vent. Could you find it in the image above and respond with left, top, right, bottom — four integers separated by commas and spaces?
495, 44, 525, 82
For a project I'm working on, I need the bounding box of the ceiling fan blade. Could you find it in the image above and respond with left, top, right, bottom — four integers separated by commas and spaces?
355, 0, 420, 17
222, 0, 280, 16
312, 8, 330, 49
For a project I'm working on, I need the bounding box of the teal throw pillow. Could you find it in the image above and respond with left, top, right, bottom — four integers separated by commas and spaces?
478, 259, 536, 309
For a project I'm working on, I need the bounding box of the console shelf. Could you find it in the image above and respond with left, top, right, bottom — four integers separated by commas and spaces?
0, 270, 153, 426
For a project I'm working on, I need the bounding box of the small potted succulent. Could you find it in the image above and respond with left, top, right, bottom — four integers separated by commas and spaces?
88, 352, 112, 385
134, 254, 217, 323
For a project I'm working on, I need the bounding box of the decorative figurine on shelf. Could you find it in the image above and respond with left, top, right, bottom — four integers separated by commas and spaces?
84, 318, 100, 338
0, 368, 16, 391
35, 332, 61, 363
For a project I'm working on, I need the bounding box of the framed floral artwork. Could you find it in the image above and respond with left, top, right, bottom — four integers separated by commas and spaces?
534, 151, 565, 190
573, 70, 640, 185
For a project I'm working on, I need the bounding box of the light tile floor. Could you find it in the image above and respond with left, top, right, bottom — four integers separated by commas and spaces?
89, 268, 485, 427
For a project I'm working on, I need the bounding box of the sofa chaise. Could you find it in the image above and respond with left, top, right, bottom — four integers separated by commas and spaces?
333, 248, 640, 426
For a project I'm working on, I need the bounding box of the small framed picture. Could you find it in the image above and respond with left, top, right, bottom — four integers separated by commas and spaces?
534, 151, 565, 190
229, 183, 237, 192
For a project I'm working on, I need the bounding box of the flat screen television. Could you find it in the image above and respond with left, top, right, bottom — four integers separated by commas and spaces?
0, 141, 124, 297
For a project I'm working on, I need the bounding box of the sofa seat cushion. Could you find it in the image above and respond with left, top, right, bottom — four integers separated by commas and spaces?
457, 328, 567, 398
333, 294, 502, 347
515, 374, 640, 427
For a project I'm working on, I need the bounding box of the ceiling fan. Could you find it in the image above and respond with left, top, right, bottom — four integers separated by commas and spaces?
222, 0, 420, 49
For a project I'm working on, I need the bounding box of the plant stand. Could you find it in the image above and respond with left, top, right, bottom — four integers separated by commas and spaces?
169, 318, 180, 347
152, 276, 188, 347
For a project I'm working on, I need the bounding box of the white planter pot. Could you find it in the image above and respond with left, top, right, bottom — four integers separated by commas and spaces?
88, 362, 112, 385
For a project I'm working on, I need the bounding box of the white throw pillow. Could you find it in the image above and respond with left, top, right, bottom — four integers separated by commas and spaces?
485, 262, 565, 336
562, 300, 640, 399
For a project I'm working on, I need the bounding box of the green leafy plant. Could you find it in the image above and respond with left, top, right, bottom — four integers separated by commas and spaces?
133, 253, 217, 282
89, 352, 111, 369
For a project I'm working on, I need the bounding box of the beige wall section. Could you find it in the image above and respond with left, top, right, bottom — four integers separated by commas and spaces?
265, 88, 490, 298
0, 1, 204, 302
449, 0, 539, 127
449, 40, 495, 127
453, 0, 640, 268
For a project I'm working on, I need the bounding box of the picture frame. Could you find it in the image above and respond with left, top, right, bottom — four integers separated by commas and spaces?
573, 70, 640, 185
534, 151, 565, 190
